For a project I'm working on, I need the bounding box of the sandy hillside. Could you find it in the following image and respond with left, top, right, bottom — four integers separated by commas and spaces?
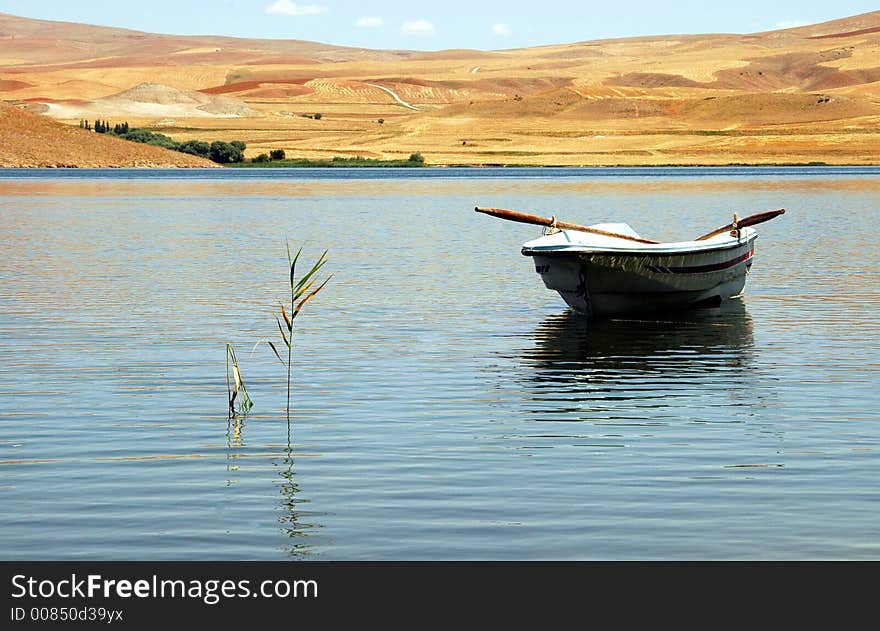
1, 11, 879, 165
43, 82, 259, 120
0, 102, 216, 167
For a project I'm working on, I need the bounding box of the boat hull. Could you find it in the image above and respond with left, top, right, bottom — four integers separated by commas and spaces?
524, 236, 757, 317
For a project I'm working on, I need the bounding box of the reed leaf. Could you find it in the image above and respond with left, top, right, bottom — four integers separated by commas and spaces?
281, 304, 293, 331
232, 363, 243, 391
226, 343, 253, 415
293, 275, 333, 319
286, 241, 301, 267
268, 340, 286, 366
276, 316, 290, 348
293, 263, 326, 301
288, 245, 302, 290
292, 277, 317, 304
226, 344, 233, 406
292, 251, 327, 297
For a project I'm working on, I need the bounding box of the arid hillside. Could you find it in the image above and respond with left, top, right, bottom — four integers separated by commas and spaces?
2, 11, 879, 165
0, 102, 215, 167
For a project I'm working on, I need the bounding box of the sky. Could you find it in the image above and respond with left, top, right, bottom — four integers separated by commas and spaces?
0, 1, 877, 50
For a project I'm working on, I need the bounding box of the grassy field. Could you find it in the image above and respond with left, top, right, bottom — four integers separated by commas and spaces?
228, 155, 426, 168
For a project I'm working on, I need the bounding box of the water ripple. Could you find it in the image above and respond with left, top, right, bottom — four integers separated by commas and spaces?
1, 168, 879, 559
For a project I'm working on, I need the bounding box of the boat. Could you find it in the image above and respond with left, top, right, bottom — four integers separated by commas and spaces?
475, 206, 784, 317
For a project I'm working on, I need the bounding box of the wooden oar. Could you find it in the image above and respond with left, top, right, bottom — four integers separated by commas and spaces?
474, 206, 660, 244
694, 208, 785, 241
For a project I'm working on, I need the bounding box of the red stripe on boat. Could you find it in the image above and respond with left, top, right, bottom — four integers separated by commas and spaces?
666, 249, 753, 273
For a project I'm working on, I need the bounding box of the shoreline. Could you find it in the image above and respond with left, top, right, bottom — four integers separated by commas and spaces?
2, 161, 880, 170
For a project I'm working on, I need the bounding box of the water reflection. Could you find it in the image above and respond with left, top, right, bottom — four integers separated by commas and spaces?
4, 167, 875, 559
518, 300, 757, 421
528, 300, 755, 373
223, 416, 314, 557
277, 421, 312, 558
225, 416, 245, 487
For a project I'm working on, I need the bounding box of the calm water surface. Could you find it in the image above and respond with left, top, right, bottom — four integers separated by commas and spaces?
1, 167, 878, 559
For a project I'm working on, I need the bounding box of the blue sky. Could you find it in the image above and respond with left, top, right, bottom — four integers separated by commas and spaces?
0, 1, 876, 50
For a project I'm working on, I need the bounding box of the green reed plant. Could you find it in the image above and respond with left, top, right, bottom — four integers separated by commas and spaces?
268, 244, 332, 418
226, 343, 254, 416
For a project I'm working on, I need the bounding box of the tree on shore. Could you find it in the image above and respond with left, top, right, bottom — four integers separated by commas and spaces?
209, 140, 245, 163
106, 125, 247, 164
178, 140, 211, 158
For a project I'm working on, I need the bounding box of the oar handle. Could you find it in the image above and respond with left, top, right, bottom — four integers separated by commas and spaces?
474, 206, 659, 244
695, 208, 785, 241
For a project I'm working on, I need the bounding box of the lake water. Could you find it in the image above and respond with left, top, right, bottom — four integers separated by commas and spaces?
1, 166, 878, 560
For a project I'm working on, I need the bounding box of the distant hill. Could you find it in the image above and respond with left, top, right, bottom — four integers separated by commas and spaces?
40, 83, 260, 120
1, 10, 878, 165
0, 102, 216, 167
0, 11, 414, 67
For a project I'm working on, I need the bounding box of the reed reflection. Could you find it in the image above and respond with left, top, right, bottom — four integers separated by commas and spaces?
225, 415, 245, 487
276, 419, 314, 558
223, 416, 314, 557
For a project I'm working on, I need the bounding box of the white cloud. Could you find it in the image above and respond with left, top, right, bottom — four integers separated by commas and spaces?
356, 16, 384, 28
266, 1, 326, 17
774, 20, 812, 30
492, 23, 511, 36
401, 19, 435, 36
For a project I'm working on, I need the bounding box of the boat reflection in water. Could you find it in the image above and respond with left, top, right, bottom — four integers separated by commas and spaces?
518, 299, 758, 425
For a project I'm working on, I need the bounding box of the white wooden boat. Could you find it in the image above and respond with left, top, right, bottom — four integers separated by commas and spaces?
476, 206, 784, 317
